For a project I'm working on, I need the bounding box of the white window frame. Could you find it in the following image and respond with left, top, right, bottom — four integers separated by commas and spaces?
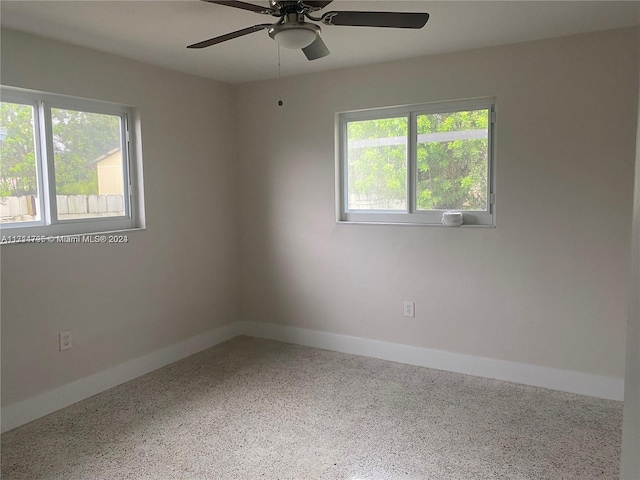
0, 87, 142, 238
336, 97, 496, 226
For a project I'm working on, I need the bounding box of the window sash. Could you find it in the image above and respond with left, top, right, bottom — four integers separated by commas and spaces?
1, 87, 135, 235
0, 97, 48, 228
337, 98, 495, 226
345, 113, 409, 213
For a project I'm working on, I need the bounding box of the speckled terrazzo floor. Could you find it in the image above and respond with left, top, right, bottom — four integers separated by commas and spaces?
1, 336, 622, 480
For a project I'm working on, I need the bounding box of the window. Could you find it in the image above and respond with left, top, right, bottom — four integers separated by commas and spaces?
337, 98, 495, 225
0, 87, 142, 238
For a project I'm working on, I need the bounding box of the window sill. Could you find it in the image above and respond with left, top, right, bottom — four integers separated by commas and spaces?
336, 221, 496, 228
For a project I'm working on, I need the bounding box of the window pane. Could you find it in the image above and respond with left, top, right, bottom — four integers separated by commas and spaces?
416, 109, 489, 211
346, 117, 407, 211
0, 102, 41, 224
51, 108, 124, 220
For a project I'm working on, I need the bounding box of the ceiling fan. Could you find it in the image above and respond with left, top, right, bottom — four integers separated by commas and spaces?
187, 1, 430, 60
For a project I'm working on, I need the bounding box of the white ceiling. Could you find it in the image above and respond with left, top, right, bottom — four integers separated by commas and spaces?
1, 1, 639, 84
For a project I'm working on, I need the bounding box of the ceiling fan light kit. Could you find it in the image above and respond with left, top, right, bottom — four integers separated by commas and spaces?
272, 28, 317, 49
269, 14, 320, 49
188, 0, 429, 61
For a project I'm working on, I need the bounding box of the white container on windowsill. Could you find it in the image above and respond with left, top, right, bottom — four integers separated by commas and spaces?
442, 211, 463, 227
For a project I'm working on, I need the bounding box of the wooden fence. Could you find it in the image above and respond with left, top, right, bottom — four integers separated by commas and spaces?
1, 195, 124, 222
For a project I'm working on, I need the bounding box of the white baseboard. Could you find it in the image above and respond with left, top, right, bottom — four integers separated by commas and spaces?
2, 320, 624, 433
1, 321, 242, 433
240, 321, 625, 401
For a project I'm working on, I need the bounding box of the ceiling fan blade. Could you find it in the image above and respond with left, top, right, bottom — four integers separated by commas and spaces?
322, 11, 429, 29
303, 1, 334, 9
302, 36, 330, 60
201, 1, 273, 14
187, 24, 272, 49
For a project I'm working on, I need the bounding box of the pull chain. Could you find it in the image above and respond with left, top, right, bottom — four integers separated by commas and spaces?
277, 44, 283, 107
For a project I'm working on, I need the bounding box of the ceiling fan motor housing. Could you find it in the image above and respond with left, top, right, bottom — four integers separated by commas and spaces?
269, 1, 317, 15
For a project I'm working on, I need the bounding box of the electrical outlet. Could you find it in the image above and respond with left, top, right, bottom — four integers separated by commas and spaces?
404, 301, 415, 318
59, 330, 72, 351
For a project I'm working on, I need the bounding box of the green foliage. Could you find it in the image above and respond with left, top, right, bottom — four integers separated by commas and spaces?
347, 117, 407, 209
51, 108, 120, 196
346, 109, 489, 211
0, 103, 120, 197
0, 103, 38, 196
417, 110, 488, 210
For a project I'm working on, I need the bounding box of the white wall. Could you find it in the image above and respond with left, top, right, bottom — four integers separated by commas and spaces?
620, 88, 640, 479
0, 29, 240, 407
235, 27, 639, 380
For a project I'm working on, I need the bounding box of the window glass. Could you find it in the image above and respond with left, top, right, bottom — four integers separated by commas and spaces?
416, 109, 489, 211
0, 87, 140, 241
338, 99, 495, 226
346, 117, 407, 211
0, 102, 40, 224
51, 108, 124, 220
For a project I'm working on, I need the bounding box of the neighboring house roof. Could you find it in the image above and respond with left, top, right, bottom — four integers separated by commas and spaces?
89, 147, 120, 165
